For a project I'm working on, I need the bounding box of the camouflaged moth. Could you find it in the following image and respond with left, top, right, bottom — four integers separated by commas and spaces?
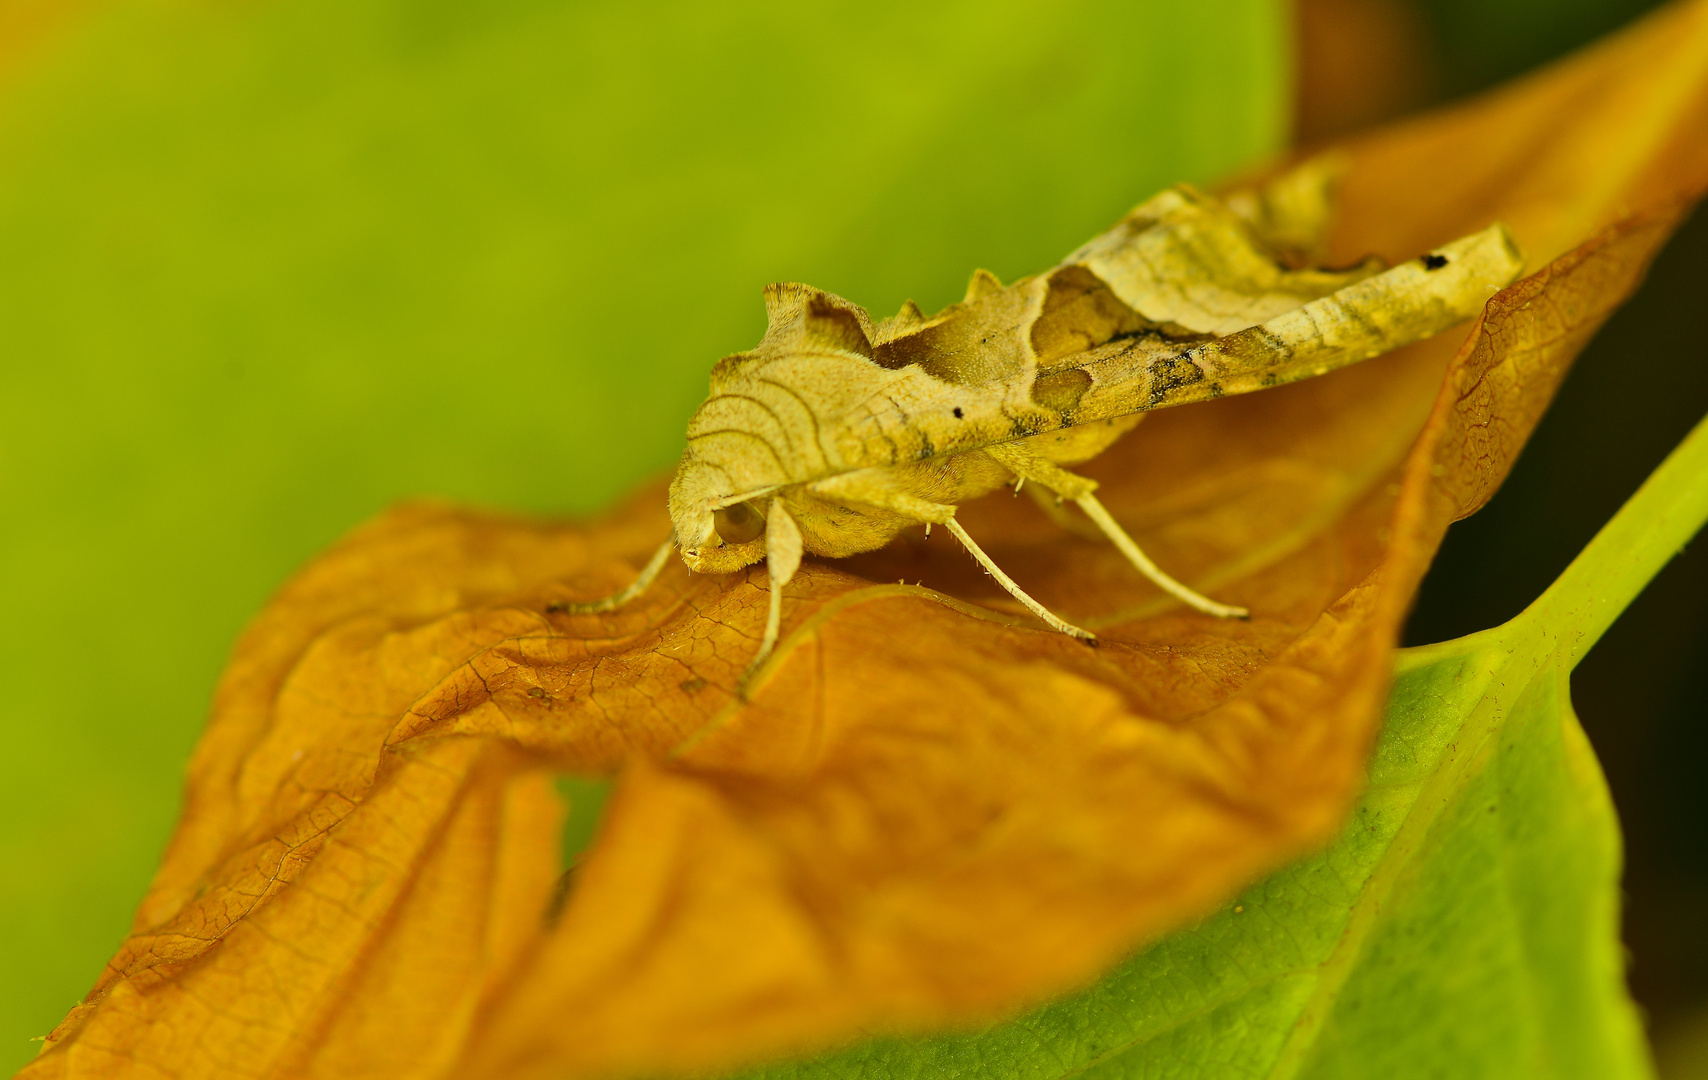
570, 161, 1524, 682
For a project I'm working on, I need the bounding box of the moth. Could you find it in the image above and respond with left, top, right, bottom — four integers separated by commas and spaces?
572, 161, 1524, 681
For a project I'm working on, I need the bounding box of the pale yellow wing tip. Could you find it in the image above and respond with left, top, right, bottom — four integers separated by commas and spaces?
1438, 221, 1526, 289
964, 267, 1004, 302
1489, 220, 1525, 276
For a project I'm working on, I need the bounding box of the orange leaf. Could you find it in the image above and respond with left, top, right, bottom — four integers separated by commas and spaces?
23, 3, 1708, 1078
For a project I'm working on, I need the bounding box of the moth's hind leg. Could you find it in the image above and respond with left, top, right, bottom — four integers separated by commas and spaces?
1075, 493, 1248, 619
984, 444, 1249, 620
808, 470, 1095, 643
942, 518, 1096, 641
552, 537, 676, 614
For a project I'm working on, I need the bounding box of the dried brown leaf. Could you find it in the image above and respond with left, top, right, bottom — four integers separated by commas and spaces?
23, 3, 1708, 1078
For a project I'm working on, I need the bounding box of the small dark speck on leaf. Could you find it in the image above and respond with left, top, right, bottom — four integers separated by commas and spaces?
544, 868, 577, 925
1422, 253, 1449, 270
953, 407, 964, 418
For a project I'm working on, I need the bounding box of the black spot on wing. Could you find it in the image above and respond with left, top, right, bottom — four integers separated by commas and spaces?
999, 405, 1039, 441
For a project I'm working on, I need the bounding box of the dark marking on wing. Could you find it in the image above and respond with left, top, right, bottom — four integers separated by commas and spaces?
999, 406, 1036, 440
1032, 368, 1093, 414
1212, 325, 1292, 377
871, 330, 932, 371
1109, 325, 1216, 348
1146, 354, 1206, 405
1030, 265, 1146, 365
870, 286, 1032, 387
804, 294, 874, 358
1422, 253, 1449, 271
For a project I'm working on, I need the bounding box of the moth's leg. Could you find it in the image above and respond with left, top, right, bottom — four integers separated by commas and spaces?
1022, 481, 1098, 539
554, 537, 675, 614
941, 519, 1094, 641
809, 470, 1094, 642
752, 495, 803, 677
984, 444, 1249, 620
1074, 494, 1247, 618
809, 471, 958, 528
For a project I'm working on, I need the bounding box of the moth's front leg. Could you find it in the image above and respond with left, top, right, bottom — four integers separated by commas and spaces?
552, 537, 676, 614
983, 443, 1249, 620
753, 495, 802, 680
807, 470, 1095, 643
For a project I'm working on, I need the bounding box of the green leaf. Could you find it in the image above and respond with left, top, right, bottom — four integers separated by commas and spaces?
0, 1, 1286, 1068
723, 412, 1708, 1078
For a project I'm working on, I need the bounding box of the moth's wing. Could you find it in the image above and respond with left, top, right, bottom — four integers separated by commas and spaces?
823, 184, 1519, 475
1223, 153, 1348, 265
1068, 222, 1526, 423
861, 178, 1365, 404
1065, 183, 1384, 338
864, 178, 1378, 403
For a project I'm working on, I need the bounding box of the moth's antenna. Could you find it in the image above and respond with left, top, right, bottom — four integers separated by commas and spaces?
709, 485, 781, 511
551, 536, 676, 615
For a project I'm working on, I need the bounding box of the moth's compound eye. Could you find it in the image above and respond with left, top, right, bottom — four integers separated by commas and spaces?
712, 501, 765, 545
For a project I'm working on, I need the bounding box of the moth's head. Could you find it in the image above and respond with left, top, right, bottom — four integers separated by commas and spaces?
668, 454, 771, 574
667, 281, 878, 576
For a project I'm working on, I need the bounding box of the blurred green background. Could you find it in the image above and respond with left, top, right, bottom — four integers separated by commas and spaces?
0, 0, 1702, 1075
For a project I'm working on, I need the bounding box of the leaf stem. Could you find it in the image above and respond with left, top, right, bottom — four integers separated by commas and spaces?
1519, 408, 1708, 670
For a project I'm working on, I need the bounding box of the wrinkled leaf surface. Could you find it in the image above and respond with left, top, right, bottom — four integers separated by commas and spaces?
733, 404, 1708, 1079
